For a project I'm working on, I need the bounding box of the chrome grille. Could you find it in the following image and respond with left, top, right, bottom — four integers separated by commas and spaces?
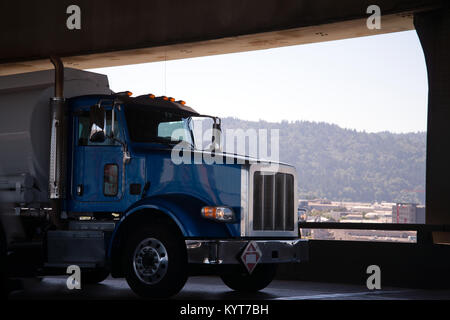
252, 171, 295, 231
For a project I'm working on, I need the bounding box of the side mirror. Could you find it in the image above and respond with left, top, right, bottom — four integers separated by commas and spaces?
89, 104, 106, 143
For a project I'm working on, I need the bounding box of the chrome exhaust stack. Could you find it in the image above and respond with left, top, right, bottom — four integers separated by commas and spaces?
48, 56, 67, 227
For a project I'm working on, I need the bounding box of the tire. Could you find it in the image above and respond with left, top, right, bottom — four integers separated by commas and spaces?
122, 224, 188, 298
82, 268, 110, 284
220, 264, 278, 292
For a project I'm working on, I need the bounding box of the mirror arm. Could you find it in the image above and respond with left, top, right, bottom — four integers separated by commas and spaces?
103, 101, 129, 163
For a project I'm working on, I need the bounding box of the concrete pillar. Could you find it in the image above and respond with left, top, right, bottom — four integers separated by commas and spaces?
414, 8, 450, 243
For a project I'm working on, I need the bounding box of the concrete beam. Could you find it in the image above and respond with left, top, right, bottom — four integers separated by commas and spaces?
0, 13, 414, 76
0, 0, 442, 75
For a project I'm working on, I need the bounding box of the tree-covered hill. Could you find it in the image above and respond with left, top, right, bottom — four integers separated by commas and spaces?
221, 117, 426, 204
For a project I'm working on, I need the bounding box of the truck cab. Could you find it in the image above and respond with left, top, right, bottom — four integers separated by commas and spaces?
0, 65, 307, 298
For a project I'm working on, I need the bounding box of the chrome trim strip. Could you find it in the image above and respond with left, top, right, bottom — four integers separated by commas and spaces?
240, 166, 249, 237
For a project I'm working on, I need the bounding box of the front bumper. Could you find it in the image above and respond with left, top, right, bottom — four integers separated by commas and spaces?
186, 239, 308, 264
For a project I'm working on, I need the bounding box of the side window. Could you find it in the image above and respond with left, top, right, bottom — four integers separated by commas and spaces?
78, 110, 121, 146
103, 164, 118, 196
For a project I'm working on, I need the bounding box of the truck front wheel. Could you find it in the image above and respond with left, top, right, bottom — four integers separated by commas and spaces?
122, 224, 188, 298
220, 264, 278, 292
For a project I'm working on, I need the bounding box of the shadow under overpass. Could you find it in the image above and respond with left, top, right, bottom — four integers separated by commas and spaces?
277, 222, 450, 289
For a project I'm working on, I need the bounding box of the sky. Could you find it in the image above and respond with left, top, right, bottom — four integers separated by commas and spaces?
89, 30, 428, 134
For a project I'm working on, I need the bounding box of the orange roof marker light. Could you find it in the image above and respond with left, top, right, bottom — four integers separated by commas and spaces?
169, 97, 175, 102
161, 96, 168, 101
148, 94, 155, 99
177, 100, 186, 105
115, 91, 133, 97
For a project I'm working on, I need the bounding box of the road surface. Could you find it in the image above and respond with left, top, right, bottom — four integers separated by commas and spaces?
7, 276, 450, 300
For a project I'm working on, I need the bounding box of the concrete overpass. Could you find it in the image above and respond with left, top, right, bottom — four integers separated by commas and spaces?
1, 0, 450, 288
0, 1, 443, 74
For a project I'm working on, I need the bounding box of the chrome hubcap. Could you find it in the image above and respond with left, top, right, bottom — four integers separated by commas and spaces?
133, 238, 168, 285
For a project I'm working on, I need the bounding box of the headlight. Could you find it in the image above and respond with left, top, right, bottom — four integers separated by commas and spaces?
201, 206, 235, 222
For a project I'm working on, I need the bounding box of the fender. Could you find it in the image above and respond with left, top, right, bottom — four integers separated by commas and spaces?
108, 193, 235, 259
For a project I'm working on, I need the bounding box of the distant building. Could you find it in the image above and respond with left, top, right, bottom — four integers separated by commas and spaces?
392, 203, 426, 224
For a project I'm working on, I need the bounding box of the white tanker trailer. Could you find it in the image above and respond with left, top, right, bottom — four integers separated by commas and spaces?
0, 68, 111, 204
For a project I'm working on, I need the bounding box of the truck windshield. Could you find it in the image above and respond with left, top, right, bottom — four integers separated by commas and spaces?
125, 106, 193, 146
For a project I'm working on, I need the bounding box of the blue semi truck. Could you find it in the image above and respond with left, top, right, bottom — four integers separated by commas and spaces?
0, 58, 307, 298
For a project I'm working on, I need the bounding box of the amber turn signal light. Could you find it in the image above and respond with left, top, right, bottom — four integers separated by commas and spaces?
201, 206, 235, 222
